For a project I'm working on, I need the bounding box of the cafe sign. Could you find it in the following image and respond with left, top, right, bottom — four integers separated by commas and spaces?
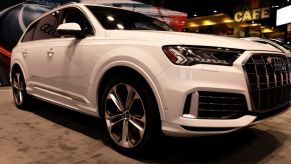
234, 7, 270, 22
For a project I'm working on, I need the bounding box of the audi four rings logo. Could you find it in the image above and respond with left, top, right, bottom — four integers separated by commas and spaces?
266, 56, 285, 72
40, 23, 55, 35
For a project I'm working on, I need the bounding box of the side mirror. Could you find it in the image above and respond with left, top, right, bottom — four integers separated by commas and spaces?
57, 23, 85, 39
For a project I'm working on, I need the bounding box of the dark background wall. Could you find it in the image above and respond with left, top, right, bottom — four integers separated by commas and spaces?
0, 0, 22, 86
0, 0, 22, 10
0, 1, 51, 86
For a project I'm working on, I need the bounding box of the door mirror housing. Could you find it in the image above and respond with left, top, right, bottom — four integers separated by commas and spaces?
57, 23, 85, 39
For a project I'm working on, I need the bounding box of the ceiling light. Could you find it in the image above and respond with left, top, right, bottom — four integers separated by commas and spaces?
213, 10, 217, 13
262, 28, 273, 33
223, 19, 234, 23
193, 13, 197, 17
117, 24, 124, 30
202, 20, 216, 26
107, 16, 114, 21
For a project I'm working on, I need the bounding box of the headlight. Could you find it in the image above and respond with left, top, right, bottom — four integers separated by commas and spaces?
162, 45, 243, 66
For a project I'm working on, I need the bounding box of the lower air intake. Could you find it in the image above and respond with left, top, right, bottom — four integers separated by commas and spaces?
198, 92, 247, 119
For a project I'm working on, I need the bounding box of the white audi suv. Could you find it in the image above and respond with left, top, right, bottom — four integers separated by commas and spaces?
10, 3, 291, 154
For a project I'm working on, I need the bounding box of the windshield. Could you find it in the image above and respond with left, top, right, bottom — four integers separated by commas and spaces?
86, 6, 176, 31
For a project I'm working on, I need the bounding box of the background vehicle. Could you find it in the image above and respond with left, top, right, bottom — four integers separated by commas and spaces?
242, 37, 291, 54
270, 39, 291, 53
11, 3, 291, 155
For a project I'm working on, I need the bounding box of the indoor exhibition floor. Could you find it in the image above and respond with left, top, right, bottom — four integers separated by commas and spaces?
1, 87, 291, 163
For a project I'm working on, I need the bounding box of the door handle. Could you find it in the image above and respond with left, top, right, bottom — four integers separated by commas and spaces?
47, 51, 54, 57
47, 49, 54, 57
22, 49, 28, 57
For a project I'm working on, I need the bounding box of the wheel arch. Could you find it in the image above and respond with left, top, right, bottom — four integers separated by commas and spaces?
96, 64, 165, 121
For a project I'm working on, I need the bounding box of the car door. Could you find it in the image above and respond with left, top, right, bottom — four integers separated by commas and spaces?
21, 12, 59, 92
41, 7, 95, 107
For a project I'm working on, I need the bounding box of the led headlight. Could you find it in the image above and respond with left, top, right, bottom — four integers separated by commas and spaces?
162, 45, 243, 66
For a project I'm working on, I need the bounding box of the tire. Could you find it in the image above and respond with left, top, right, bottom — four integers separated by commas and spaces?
11, 68, 30, 109
100, 74, 161, 155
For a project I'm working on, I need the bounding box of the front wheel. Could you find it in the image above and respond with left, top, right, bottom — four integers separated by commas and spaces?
101, 75, 161, 155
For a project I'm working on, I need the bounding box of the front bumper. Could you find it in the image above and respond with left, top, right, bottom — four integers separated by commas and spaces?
162, 116, 256, 137
155, 51, 290, 137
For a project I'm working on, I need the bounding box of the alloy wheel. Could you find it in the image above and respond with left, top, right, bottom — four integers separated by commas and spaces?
12, 72, 25, 105
105, 83, 146, 148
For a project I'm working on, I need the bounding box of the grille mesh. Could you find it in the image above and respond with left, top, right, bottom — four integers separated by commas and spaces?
244, 54, 291, 112
198, 92, 247, 119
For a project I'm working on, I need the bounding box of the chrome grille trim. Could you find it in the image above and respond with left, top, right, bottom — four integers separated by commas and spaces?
243, 54, 291, 113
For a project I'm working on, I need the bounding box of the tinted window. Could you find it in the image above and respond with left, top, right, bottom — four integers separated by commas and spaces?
33, 12, 58, 41
22, 22, 37, 42
86, 6, 176, 31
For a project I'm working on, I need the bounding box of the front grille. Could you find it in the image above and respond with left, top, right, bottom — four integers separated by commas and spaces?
198, 92, 247, 119
244, 54, 291, 112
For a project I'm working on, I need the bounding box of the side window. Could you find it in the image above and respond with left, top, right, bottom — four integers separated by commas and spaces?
58, 8, 94, 37
22, 22, 37, 42
33, 12, 58, 41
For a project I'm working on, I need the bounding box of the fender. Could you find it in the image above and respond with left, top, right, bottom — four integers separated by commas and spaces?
88, 46, 171, 121
95, 60, 167, 121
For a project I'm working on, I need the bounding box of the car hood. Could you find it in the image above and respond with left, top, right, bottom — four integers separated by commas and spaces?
105, 30, 281, 52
